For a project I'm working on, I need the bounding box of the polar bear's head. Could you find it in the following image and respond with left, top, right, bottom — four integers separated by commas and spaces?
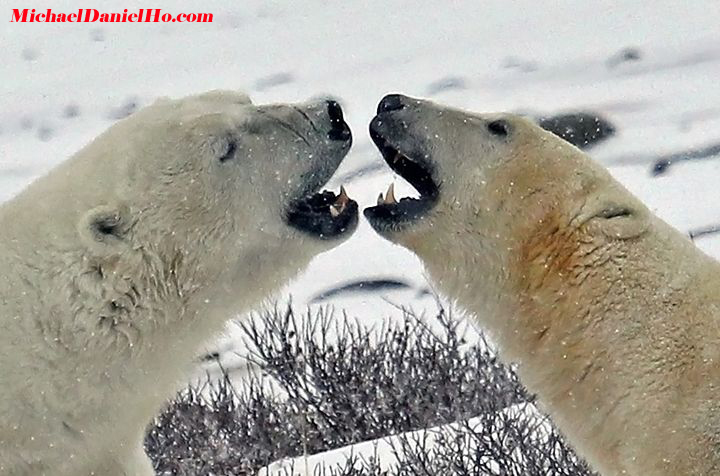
68, 90, 357, 302
364, 94, 649, 306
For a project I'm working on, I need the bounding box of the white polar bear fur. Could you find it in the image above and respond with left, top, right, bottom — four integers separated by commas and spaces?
0, 90, 354, 475
370, 97, 720, 475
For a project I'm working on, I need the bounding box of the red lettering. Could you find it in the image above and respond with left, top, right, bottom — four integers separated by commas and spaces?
10, 8, 213, 24
11, 9, 28, 22
84, 9, 98, 22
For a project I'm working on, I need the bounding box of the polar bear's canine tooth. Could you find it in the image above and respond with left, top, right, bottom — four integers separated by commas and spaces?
375, 184, 398, 206
329, 186, 351, 217
383, 183, 397, 204
335, 185, 350, 207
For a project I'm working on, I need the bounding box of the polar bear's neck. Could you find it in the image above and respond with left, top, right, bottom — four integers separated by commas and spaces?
444, 214, 720, 475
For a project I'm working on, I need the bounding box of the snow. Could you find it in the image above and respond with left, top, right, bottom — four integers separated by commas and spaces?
3, 0, 720, 468
259, 404, 546, 475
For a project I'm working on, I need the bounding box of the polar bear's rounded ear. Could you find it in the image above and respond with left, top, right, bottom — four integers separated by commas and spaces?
78, 204, 131, 253
578, 195, 650, 240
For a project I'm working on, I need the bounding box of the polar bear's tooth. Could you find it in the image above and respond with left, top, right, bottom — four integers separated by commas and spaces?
383, 183, 397, 204
377, 193, 385, 206
336, 186, 350, 206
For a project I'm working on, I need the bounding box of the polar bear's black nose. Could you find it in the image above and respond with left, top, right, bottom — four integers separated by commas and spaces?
377, 94, 407, 114
326, 100, 351, 142
327, 100, 343, 122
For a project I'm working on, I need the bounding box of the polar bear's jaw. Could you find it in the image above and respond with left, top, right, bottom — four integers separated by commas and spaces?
363, 111, 440, 233
285, 186, 359, 240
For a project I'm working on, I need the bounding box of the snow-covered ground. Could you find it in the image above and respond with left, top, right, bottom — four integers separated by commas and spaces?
3, 0, 720, 467
260, 403, 547, 475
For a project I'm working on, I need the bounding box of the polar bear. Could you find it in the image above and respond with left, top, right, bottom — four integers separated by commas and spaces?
0, 90, 358, 476
364, 94, 720, 476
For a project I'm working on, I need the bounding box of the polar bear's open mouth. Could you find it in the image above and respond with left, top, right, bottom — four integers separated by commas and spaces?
286, 187, 359, 240
364, 125, 439, 231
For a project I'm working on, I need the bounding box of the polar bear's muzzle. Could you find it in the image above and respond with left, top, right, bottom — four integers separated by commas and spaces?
284, 100, 358, 240
364, 94, 440, 233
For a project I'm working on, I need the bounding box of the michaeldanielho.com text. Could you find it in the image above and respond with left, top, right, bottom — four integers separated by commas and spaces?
10, 9, 213, 23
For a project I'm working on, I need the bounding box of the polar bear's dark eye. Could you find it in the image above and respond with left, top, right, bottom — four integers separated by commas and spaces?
598, 206, 633, 219
487, 120, 509, 137
218, 140, 237, 163
95, 219, 118, 236
88, 213, 124, 241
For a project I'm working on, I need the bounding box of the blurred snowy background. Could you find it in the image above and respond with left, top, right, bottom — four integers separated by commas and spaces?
3, 1, 720, 473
